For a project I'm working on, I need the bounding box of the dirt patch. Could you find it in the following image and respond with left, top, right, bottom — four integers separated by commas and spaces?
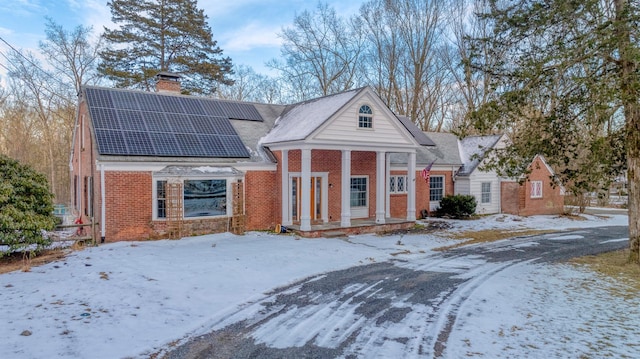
0, 248, 73, 274
571, 249, 640, 296
379, 221, 453, 236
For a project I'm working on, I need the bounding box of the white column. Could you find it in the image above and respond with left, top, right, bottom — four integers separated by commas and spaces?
300, 149, 312, 231
376, 151, 386, 224
341, 150, 351, 227
281, 150, 291, 225
407, 152, 416, 221
100, 163, 106, 243
386, 153, 391, 217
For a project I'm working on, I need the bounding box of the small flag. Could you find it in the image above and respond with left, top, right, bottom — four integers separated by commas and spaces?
421, 160, 435, 184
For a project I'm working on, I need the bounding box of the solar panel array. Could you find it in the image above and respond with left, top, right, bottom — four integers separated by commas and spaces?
84, 87, 263, 158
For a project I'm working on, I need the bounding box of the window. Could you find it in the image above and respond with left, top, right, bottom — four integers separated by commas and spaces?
350, 177, 368, 207
390, 175, 407, 194
430, 175, 444, 201
481, 182, 491, 204
157, 180, 167, 218
184, 179, 227, 217
358, 105, 373, 128
155, 178, 228, 219
531, 181, 543, 198
84, 176, 93, 217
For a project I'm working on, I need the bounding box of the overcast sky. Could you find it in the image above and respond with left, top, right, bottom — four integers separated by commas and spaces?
0, 0, 364, 81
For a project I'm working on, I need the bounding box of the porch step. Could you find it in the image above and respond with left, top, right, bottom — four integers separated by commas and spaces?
322, 230, 348, 238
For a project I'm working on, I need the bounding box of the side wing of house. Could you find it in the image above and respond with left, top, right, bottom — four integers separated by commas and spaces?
455, 134, 505, 215
519, 155, 565, 216
71, 85, 282, 242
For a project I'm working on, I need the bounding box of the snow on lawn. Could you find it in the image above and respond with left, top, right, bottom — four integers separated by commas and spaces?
0, 213, 631, 358
446, 263, 640, 358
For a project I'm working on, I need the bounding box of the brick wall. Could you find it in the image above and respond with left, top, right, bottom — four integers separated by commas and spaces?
500, 181, 520, 215
500, 157, 564, 216
71, 101, 102, 240
244, 170, 278, 230
105, 172, 153, 241
281, 149, 379, 221
519, 157, 564, 216
389, 169, 455, 219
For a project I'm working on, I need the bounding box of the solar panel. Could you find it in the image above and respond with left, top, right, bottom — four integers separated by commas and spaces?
95, 129, 126, 155
122, 131, 154, 155
85, 88, 113, 109
159, 95, 187, 114
180, 97, 207, 115
117, 110, 146, 131
111, 90, 140, 110
143, 112, 172, 132
133, 92, 161, 111
199, 99, 225, 117
89, 108, 119, 129
84, 87, 253, 158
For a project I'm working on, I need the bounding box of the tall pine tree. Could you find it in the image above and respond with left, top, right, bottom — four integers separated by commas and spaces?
470, 0, 639, 261
99, 0, 233, 94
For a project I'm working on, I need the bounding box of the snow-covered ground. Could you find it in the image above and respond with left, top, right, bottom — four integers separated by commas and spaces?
0, 213, 634, 358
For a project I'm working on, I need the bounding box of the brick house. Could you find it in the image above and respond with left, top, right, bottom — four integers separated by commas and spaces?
454, 134, 564, 216
70, 76, 437, 242
500, 155, 565, 216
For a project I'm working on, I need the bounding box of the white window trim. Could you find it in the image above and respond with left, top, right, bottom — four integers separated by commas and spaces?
357, 104, 374, 130
350, 175, 369, 219
531, 180, 543, 198
152, 177, 234, 220
429, 175, 445, 202
481, 182, 492, 204
390, 175, 408, 194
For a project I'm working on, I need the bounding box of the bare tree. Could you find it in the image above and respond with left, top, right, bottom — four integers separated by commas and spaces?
360, 0, 449, 131
214, 65, 288, 104
268, 2, 365, 100
0, 20, 102, 204
39, 18, 103, 95
442, 0, 498, 136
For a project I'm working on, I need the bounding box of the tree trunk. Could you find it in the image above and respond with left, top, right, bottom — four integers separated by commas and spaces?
614, 0, 640, 263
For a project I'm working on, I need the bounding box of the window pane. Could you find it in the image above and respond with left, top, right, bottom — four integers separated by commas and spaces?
430, 176, 444, 201
350, 177, 367, 207
358, 105, 373, 128
358, 115, 372, 128
531, 181, 543, 198
397, 176, 405, 192
389, 176, 396, 193
481, 182, 491, 203
184, 179, 227, 217
157, 180, 167, 218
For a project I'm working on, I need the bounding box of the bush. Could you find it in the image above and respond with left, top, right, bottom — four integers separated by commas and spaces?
0, 155, 56, 256
435, 194, 477, 218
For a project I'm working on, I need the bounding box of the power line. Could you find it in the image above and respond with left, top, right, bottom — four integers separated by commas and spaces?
0, 35, 49, 76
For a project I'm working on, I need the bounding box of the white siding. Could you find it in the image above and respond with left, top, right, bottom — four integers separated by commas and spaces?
468, 170, 501, 214
455, 177, 471, 195
313, 94, 413, 145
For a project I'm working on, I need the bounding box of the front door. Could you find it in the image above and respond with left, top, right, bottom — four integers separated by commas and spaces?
291, 176, 323, 222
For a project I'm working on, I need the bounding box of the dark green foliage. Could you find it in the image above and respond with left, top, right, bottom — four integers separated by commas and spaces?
435, 195, 477, 219
0, 155, 56, 255
99, 0, 233, 94
469, 0, 636, 198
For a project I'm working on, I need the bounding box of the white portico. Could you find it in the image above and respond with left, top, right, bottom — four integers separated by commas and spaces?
261, 87, 427, 232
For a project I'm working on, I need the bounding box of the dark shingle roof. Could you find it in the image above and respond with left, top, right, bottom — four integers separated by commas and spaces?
396, 116, 436, 146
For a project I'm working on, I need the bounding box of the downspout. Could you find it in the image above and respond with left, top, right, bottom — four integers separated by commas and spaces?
100, 163, 106, 243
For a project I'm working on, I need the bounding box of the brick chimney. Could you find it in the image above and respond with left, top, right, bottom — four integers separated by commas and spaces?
155, 72, 181, 93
